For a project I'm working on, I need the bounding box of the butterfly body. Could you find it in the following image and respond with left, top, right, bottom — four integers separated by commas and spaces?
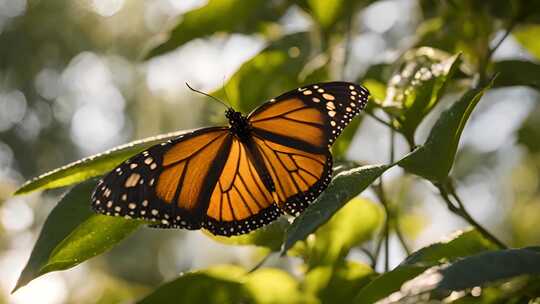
92, 82, 369, 236
225, 109, 251, 140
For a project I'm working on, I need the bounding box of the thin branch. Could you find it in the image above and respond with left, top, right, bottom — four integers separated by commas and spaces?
366, 112, 399, 131
374, 182, 391, 272
435, 181, 508, 249
373, 226, 385, 269
359, 247, 377, 268
248, 252, 273, 273
479, 10, 527, 84
390, 127, 395, 163
486, 12, 523, 60
394, 221, 411, 255
341, 13, 353, 80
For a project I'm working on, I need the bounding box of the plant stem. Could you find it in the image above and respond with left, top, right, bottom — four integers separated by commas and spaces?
366, 112, 399, 132
479, 10, 525, 85
248, 252, 272, 273
374, 180, 390, 272
372, 223, 385, 269
436, 181, 508, 249
359, 247, 377, 268
341, 13, 353, 80
394, 222, 411, 255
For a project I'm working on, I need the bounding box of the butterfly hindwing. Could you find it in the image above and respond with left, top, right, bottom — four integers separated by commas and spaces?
252, 135, 333, 216
202, 137, 282, 235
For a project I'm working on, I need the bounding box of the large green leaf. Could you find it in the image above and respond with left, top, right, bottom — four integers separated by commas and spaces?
15, 130, 188, 195
353, 229, 497, 304
137, 266, 311, 304
213, 32, 323, 113
437, 247, 540, 291
42, 215, 142, 274
379, 247, 540, 303
353, 265, 430, 304
492, 60, 540, 90
137, 265, 249, 304
144, 0, 292, 59
514, 24, 540, 60
281, 164, 391, 255
517, 103, 540, 153
13, 180, 142, 292
14, 181, 96, 292
398, 79, 493, 182
380, 48, 461, 144
402, 229, 497, 266
308, 198, 383, 266
244, 268, 312, 304
304, 261, 375, 303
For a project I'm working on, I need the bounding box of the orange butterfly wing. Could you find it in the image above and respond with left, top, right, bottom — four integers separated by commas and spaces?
248, 82, 369, 215
204, 137, 281, 235
92, 127, 281, 236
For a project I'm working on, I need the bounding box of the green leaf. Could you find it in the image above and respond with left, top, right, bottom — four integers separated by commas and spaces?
308, 198, 383, 266
437, 247, 540, 291
353, 228, 497, 304
137, 265, 249, 304
144, 0, 292, 59
304, 261, 375, 303
514, 24, 540, 60
138, 266, 310, 304
244, 268, 312, 304
206, 217, 289, 252
517, 103, 540, 153
381, 49, 461, 142
214, 32, 323, 113
281, 164, 392, 255
353, 265, 430, 304
398, 79, 494, 182
492, 60, 540, 90
14, 180, 96, 292
42, 215, 142, 274
14, 180, 143, 292
15, 131, 188, 195
402, 229, 498, 266
380, 247, 540, 302
362, 79, 386, 102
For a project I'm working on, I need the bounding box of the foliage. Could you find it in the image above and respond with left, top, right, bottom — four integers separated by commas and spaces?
8, 1, 540, 303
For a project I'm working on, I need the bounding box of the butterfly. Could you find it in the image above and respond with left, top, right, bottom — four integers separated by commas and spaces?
91, 82, 369, 236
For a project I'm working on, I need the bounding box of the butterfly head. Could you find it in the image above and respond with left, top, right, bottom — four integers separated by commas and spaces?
226, 108, 250, 138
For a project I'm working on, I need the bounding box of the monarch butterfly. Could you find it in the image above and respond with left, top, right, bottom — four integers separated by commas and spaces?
91, 82, 369, 236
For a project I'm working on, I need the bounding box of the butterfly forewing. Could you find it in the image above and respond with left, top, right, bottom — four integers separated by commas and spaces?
92, 127, 231, 230
249, 81, 369, 148
247, 82, 369, 214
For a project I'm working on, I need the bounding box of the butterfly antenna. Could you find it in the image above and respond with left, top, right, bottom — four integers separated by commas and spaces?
222, 75, 233, 108
185, 82, 231, 110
